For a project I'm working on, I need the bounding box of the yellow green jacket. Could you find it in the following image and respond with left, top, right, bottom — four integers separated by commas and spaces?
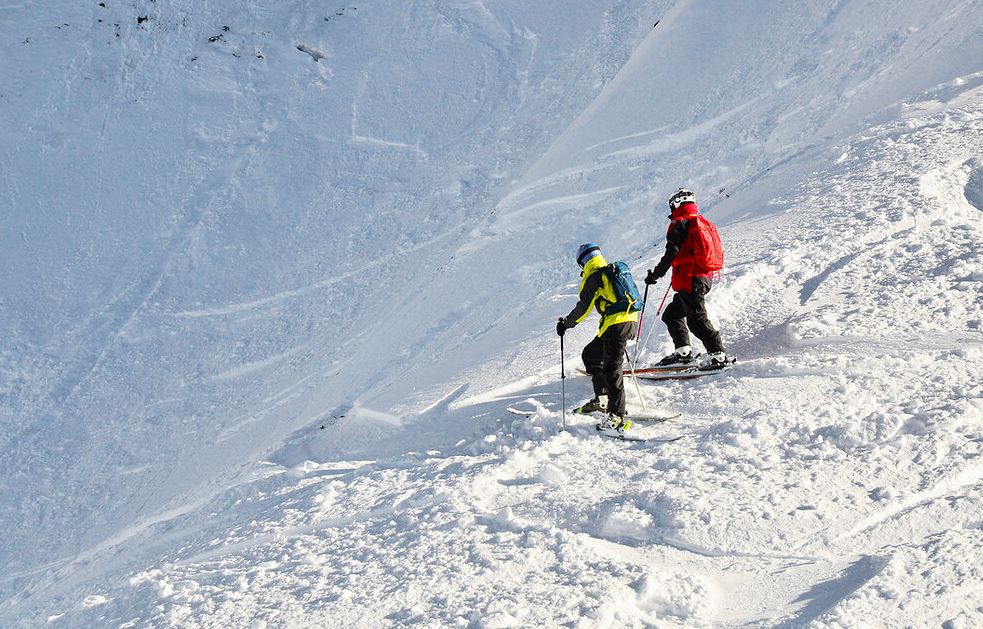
562, 254, 640, 337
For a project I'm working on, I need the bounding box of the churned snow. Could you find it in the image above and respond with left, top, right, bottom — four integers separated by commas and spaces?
1, 1, 981, 627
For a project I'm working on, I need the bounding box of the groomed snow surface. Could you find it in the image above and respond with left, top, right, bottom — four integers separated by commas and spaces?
2, 1, 982, 627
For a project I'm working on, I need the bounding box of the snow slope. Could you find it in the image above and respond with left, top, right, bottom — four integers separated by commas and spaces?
1, 0, 654, 587
2, 0, 982, 626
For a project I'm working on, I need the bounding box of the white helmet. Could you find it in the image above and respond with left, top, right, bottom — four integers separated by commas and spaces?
668, 188, 696, 211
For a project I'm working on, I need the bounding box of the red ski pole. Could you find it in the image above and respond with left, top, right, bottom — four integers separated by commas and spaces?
655, 285, 671, 315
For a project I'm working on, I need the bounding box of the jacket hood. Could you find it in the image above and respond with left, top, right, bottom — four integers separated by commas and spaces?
669, 201, 699, 219
581, 253, 608, 277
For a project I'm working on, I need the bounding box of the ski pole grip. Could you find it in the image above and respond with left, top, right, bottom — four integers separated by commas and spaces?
560, 334, 565, 379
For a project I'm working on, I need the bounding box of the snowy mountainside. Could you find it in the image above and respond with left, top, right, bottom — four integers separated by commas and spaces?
2, 0, 983, 627
1, 0, 653, 587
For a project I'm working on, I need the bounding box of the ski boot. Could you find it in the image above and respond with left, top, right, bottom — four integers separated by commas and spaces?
658, 346, 697, 366
574, 396, 606, 415
595, 413, 631, 434
698, 352, 732, 371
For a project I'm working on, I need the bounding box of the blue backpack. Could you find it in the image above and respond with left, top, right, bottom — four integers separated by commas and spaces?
603, 262, 642, 314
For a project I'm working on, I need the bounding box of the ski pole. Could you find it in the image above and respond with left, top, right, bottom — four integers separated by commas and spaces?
623, 281, 652, 414
656, 285, 671, 316
642, 285, 671, 358
633, 283, 650, 365
560, 333, 567, 430
625, 348, 648, 413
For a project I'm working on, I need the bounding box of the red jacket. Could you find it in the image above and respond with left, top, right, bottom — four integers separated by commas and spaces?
669, 203, 710, 291
651, 202, 718, 291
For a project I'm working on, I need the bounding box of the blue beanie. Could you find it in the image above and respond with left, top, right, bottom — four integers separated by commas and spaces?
576, 242, 601, 266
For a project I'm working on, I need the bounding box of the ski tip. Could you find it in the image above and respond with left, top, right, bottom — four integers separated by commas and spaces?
626, 412, 682, 422
506, 407, 537, 417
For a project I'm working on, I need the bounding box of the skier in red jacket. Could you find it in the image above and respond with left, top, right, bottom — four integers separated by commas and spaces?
644, 188, 730, 370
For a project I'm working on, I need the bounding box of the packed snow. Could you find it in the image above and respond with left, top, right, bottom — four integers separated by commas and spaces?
1, 1, 981, 627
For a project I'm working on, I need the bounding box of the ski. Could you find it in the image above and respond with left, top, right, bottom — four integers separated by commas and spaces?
510, 407, 680, 422
623, 354, 703, 375
631, 412, 682, 422
506, 406, 538, 417
636, 358, 736, 381
625, 364, 698, 375
596, 429, 684, 443
577, 362, 700, 377
587, 412, 682, 422
575, 409, 682, 422
508, 406, 685, 442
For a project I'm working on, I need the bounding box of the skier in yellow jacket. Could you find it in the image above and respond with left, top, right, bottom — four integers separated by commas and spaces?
556, 243, 640, 434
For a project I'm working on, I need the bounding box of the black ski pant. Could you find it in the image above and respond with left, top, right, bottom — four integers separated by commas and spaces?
662, 276, 725, 354
582, 320, 637, 417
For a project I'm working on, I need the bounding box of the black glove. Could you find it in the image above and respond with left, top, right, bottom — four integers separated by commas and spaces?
556, 317, 568, 337
644, 268, 662, 285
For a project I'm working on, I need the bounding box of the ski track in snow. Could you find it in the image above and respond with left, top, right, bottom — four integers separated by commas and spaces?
2, 1, 983, 627
829, 461, 983, 548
